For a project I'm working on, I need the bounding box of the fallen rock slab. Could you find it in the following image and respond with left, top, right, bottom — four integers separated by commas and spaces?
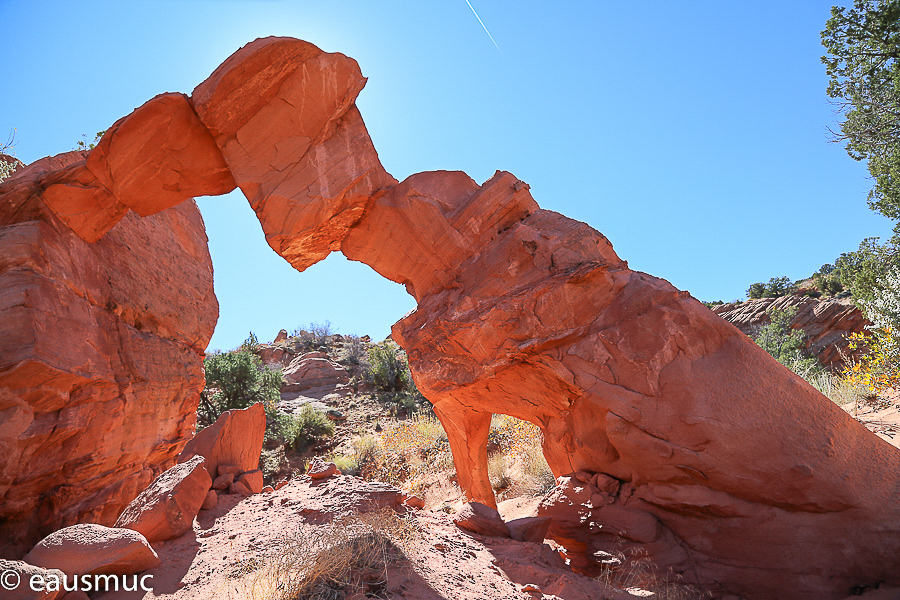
114, 454, 212, 542
23, 524, 159, 576
201, 490, 218, 510
507, 516, 552, 544
453, 502, 510, 538
176, 403, 265, 476
236, 470, 263, 494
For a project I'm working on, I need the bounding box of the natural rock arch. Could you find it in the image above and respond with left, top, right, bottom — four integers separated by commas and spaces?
3, 37, 900, 599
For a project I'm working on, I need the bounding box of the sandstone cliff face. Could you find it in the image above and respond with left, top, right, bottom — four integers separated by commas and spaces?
0, 151, 217, 558
7, 36, 900, 600
712, 295, 868, 368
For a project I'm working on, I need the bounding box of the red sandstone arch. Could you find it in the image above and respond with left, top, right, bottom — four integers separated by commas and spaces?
4, 37, 900, 599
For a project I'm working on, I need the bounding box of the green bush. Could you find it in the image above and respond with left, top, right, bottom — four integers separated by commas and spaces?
289, 404, 335, 450
834, 236, 900, 304
291, 321, 334, 350
753, 307, 820, 374
747, 277, 795, 300
366, 340, 414, 393
198, 334, 283, 429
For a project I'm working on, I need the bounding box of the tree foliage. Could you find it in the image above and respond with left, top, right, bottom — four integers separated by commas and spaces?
833, 235, 900, 302
753, 307, 819, 374
746, 276, 794, 300
822, 0, 900, 221
199, 333, 283, 429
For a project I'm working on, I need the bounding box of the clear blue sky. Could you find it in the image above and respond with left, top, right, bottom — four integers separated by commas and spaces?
3, 1, 892, 352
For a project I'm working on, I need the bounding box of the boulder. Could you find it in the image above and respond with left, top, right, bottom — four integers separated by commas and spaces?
507, 516, 552, 544
23, 524, 159, 576
307, 458, 339, 481
228, 480, 252, 496
0, 559, 67, 599
176, 403, 265, 477
201, 490, 218, 510
236, 470, 263, 494
453, 502, 510, 538
211, 473, 234, 490
282, 355, 349, 392
114, 454, 212, 542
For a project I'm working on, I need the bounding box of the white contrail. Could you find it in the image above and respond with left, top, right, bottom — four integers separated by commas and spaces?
465, 0, 502, 54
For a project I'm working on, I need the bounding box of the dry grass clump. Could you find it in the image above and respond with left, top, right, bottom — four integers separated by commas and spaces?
487, 414, 556, 498
804, 367, 872, 411
334, 416, 455, 492
596, 547, 709, 600
331, 414, 554, 501
251, 508, 418, 600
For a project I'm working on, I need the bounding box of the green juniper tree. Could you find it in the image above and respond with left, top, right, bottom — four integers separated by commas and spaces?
822, 0, 900, 222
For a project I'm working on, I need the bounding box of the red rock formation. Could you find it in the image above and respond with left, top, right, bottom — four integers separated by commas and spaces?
0, 152, 217, 558
712, 295, 869, 369
176, 403, 266, 476
114, 455, 212, 543
8, 35, 900, 600
23, 523, 160, 576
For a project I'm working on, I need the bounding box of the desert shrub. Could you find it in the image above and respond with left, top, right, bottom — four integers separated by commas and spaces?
289, 404, 335, 450
488, 453, 512, 491
325, 452, 359, 476
199, 340, 283, 429
260, 446, 289, 481
366, 340, 411, 392
839, 266, 900, 396
346, 417, 454, 489
752, 307, 819, 374
251, 509, 418, 600
74, 130, 106, 151
337, 334, 367, 366
291, 321, 334, 350
364, 340, 431, 413
844, 329, 900, 397
746, 277, 795, 300
804, 367, 870, 409
0, 159, 17, 182
1, 129, 20, 183
241, 331, 261, 353
834, 236, 900, 304
488, 414, 555, 497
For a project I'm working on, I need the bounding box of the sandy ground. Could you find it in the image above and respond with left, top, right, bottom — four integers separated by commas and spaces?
93, 475, 641, 600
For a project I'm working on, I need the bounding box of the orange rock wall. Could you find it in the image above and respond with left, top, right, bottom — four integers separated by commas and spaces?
0, 152, 217, 557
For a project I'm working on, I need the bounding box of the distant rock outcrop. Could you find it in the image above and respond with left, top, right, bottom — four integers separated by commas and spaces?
712, 295, 868, 369
4, 36, 900, 600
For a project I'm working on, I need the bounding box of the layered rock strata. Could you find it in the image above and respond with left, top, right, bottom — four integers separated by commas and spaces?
6, 36, 900, 600
713, 295, 868, 369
